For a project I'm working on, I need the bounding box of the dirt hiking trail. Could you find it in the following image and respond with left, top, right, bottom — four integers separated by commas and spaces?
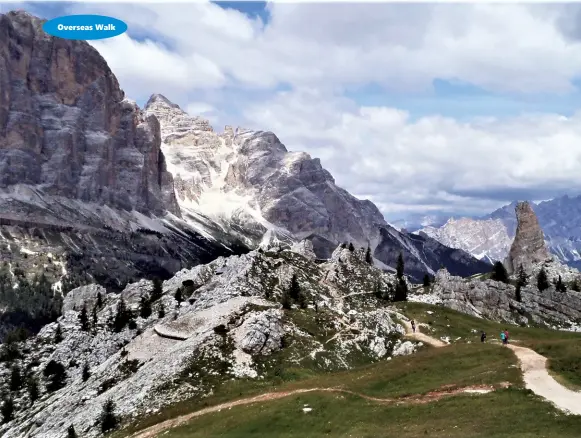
508, 344, 581, 415
126, 315, 581, 437
400, 317, 581, 416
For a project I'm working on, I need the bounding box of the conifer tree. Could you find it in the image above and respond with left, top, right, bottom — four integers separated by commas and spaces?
67, 424, 78, 438
1, 395, 14, 424
423, 274, 431, 288
365, 246, 372, 264
394, 278, 408, 302
26, 375, 39, 405
100, 398, 118, 433
150, 278, 163, 302
82, 362, 91, 382
490, 261, 509, 284
158, 302, 166, 318
289, 275, 301, 302
281, 290, 292, 310
537, 267, 550, 291
139, 295, 152, 319
396, 253, 405, 280
556, 275, 567, 292
298, 291, 308, 309
348, 242, 355, 252
43, 360, 67, 392
9, 364, 22, 391
174, 288, 183, 305
96, 291, 103, 309
92, 305, 99, 327
54, 323, 63, 344
112, 298, 132, 333
340, 242, 347, 249
79, 304, 90, 331
516, 264, 528, 287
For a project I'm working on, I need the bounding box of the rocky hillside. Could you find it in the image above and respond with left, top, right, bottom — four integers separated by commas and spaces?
0, 11, 250, 338
145, 94, 491, 282
414, 201, 581, 329
418, 195, 581, 268
0, 242, 420, 438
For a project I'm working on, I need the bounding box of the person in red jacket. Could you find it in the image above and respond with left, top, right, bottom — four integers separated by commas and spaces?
504, 329, 509, 344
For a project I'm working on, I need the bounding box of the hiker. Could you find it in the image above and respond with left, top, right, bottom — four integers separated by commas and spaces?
411, 320, 416, 333
504, 329, 509, 344
500, 330, 506, 345
480, 331, 486, 343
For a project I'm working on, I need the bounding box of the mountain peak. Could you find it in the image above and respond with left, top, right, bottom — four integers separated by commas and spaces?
145, 93, 183, 111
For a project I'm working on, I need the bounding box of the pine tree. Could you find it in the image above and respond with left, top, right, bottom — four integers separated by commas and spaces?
365, 246, 372, 264
340, 242, 347, 249
556, 275, 567, 292
537, 267, 550, 291
1, 395, 14, 424
517, 264, 528, 287
281, 290, 292, 310
82, 362, 91, 382
348, 242, 355, 252
100, 398, 118, 433
374, 281, 383, 299
150, 278, 163, 302
96, 291, 103, 309
298, 291, 308, 309
92, 305, 99, 327
54, 323, 63, 344
394, 278, 408, 302
515, 284, 522, 302
289, 275, 301, 302
9, 364, 22, 391
158, 302, 166, 318
79, 304, 90, 331
26, 375, 39, 405
490, 262, 509, 284
43, 360, 67, 392
174, 288, 183, 305
396, 253, 405, 280
112, 298, 131, 333
67, 424, 78, 438
423, 274, 431, 288
139, 295, 152, 319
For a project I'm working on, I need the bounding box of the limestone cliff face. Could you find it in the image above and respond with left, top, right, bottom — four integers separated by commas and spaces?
0, 11, 179, 215
145, 95, 490, 281
505, 201, 549, 273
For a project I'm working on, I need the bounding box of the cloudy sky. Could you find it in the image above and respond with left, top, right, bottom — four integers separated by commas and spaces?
2, 1, 581, 223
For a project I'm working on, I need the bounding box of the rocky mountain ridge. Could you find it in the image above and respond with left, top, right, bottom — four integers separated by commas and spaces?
144, 94, 491, 282
0, 243, 418, 438
417, 195, 581, 268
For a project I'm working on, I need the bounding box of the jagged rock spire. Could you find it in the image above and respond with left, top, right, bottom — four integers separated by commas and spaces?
505, 201, 549, 273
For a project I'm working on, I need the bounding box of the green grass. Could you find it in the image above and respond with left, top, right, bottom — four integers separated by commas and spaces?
394, 302, 581, 389
119, 342, 521, 437
165, 388, 581, 438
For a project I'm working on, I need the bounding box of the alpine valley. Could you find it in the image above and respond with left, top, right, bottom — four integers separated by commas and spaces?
2, 10, 581, 438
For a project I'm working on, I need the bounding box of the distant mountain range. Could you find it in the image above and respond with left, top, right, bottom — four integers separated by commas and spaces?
415, 196, 581, 269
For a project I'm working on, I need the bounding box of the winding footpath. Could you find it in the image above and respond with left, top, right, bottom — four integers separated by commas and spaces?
127, 317, 581, 438
402, 317, 581, 416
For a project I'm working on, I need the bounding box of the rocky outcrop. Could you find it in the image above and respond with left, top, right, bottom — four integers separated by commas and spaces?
0, 244, 413, 438
505, 201, 550, 273
145, 94, 490, 281
431, 269, 581, 326
0, 11, 179, 215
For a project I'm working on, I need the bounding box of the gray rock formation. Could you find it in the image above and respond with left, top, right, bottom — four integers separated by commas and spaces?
430, 269, 581, 326
145, 94, 490, 281
0, 244, 411, 438
0, 11, 178, 215
505, 201, 550, 273
0, 11, 248, 336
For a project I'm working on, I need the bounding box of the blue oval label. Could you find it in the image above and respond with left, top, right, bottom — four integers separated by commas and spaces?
42, 15, 127, 40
